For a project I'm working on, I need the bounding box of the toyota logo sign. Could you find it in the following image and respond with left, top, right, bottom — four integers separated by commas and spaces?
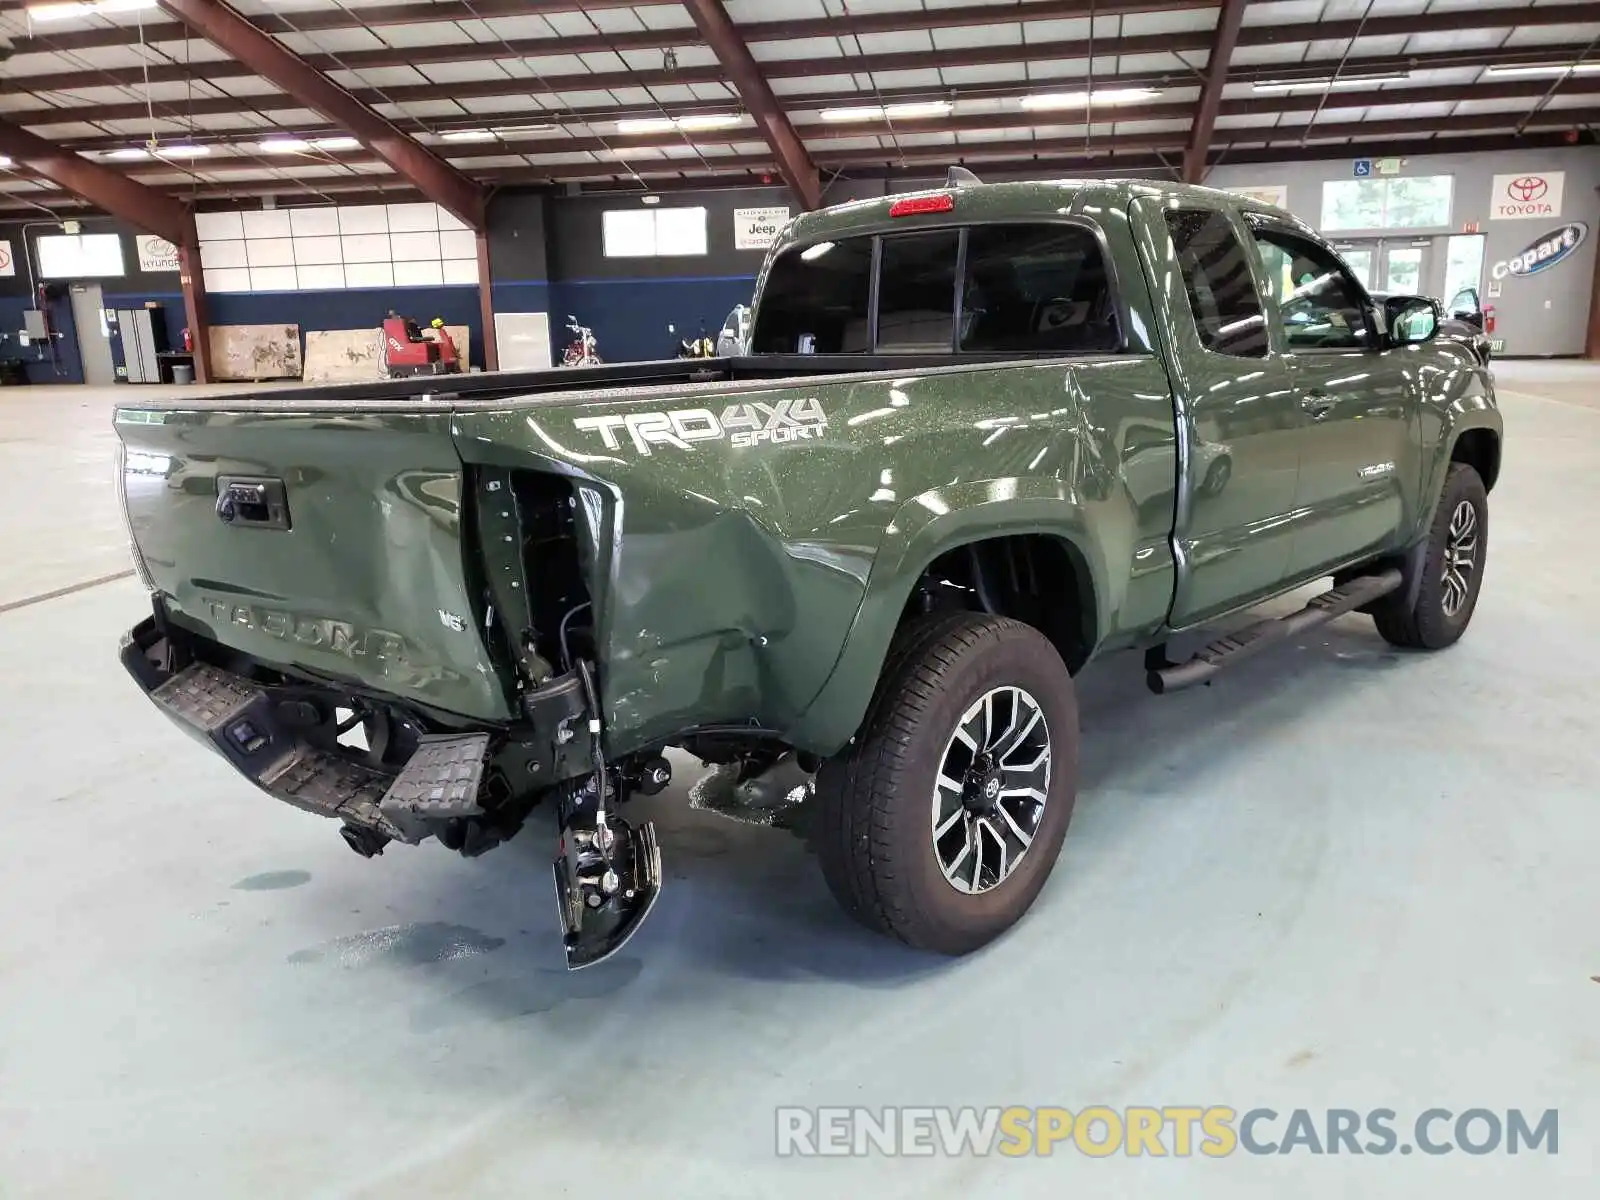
1492, 171, 1563, 220
1507, 176, 1548, 204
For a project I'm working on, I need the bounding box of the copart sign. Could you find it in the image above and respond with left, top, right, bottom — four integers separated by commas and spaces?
575, 398, 827, 454
1489, 222, 1588, 280
1489, 172, 1563, 221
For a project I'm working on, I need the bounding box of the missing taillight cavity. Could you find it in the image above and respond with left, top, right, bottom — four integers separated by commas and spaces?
889, 193, 955, 217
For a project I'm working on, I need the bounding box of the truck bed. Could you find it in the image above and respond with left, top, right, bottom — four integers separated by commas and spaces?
124, 351, 1079, 411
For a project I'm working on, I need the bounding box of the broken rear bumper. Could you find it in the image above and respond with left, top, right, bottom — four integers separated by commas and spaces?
120, 614, 490, 854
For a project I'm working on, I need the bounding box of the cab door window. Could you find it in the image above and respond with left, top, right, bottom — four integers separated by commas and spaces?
1250, 226, 1373, 351
1163, 209, 1269, 357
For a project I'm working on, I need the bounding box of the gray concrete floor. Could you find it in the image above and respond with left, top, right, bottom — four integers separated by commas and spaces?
2, 367, 1597, 1198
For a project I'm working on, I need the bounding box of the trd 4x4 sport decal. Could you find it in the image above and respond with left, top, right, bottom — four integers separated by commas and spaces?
574, 398, 828, 455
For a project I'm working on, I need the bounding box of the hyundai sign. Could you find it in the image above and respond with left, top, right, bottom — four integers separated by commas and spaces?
1489, 222, 1588, 280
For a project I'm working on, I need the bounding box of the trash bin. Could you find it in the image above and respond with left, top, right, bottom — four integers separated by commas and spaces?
171, 363, 195, 385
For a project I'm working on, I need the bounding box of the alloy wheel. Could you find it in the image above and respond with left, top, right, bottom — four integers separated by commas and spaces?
1442, 499, 1479, 617
931, 686, 1052, 895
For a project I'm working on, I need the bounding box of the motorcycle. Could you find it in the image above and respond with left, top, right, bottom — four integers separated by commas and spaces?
561, 316, 602, 367
670, 320, 716, 359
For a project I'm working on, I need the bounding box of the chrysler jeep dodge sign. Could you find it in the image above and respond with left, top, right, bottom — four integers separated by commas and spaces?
1489, 222, 1588, 280
734, 206, 791, 251
1490, 173, 1564, 220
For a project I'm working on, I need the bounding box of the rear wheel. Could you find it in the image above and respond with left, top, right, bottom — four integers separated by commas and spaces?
814, 612, 1079, 954
1374, 462, 1488, 649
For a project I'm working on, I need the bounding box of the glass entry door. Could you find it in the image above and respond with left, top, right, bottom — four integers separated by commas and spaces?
1378, 241, 1430, 295
1338, 245, 1376, 288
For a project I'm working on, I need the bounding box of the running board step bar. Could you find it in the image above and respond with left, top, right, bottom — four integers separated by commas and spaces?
1148, 568, 1403, 695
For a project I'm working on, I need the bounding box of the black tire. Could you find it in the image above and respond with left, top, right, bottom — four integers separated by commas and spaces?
1373, 462, 1488, 649
814, 612, 1079, 955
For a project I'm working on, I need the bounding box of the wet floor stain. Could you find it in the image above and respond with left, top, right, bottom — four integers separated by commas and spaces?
408, 956, 643, 1033
287, 922, 506, 968
232, 870, 312, 891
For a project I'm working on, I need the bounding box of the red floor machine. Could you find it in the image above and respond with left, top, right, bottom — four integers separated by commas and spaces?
382, 312, 461, 377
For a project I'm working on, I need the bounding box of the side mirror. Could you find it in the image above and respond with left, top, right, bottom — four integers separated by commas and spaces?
1383, 295, 1440, 347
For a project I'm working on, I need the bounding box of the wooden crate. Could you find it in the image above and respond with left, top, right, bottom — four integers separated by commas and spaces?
302, 328, 385, 384
208, 324, 301, 381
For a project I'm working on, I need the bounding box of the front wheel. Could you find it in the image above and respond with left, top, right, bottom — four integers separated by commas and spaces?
1373, 462, 1488, 649
814, 612, 1079, 955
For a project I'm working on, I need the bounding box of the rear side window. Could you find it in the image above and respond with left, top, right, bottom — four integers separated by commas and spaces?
750, 236, 873, 354
1164, 209, 1268, 358
877, 230, 959, 351
960, 224, 1120, 353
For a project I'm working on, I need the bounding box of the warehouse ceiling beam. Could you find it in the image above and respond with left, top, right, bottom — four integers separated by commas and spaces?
1183, 0, 1248, 183
16, 35, 1599, 129
9, 0, 1216, 57
680, 0, 819, 210
79, 101, 1600, 186
47, 73, 1600, 155
153, 0, 487, 231
0, 116, 213, 382
62, 103, 1600, 196
14, 0, 1592, 65
7, 126, 1598, 216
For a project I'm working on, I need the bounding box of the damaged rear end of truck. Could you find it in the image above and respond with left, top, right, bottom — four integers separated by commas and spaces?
115, 368, 832, 969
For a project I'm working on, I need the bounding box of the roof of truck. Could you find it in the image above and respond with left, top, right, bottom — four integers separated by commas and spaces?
778, 177, 1291, 250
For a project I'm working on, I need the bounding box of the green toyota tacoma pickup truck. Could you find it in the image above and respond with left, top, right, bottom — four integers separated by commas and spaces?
115, 178, 1501, 968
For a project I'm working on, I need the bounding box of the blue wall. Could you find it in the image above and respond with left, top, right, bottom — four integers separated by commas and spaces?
0, 291, 87, 384
549, 275, 755, 363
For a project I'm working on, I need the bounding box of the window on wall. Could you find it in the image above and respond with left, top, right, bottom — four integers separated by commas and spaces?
195, 202, 477, 293
1321, 176, 1453, 232
36, 233, 126, 278
602, 206, 708, 257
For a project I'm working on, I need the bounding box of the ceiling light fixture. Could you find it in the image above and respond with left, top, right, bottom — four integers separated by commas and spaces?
103, 147, 150, 160
441, 129, 497, 142
820, 101, 952, 122
1251, 71, 1410, 92
257, 136, 361, 153
615, 114, 742, 135
152, 144, 210, 158
1484, 62, 1600, 78
27, 0, 154, 21
487, 124, 559, 137
0, 156, 12, 168
1020, 88, 1160, 109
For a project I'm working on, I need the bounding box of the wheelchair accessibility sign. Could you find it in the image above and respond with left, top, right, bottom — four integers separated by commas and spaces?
1353, 159, 1373, 178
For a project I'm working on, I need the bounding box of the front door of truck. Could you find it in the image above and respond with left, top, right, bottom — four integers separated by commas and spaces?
1246, 219, 1411, 579
1141, 203, 1304, 628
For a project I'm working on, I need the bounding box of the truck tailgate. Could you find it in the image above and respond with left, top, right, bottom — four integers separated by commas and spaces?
115, 406, 511, 722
